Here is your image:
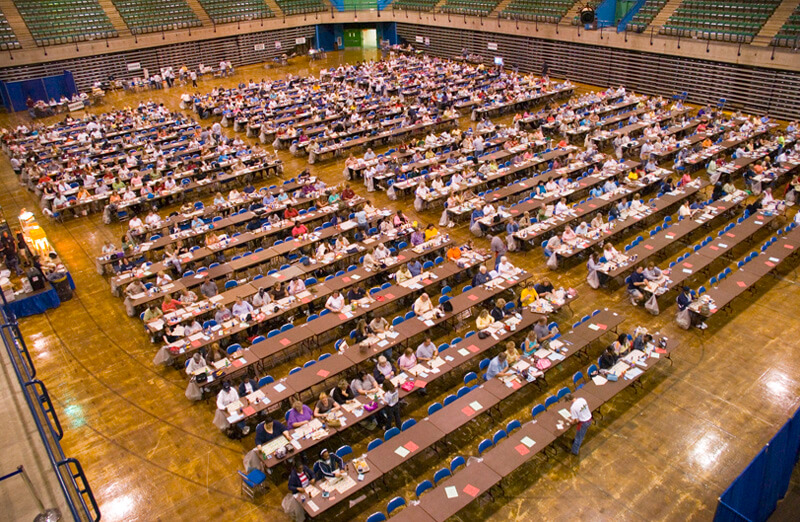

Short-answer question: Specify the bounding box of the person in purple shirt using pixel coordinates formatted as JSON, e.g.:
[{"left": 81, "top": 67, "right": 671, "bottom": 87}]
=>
[
  {"left": 286, "top": 400, "right": 314, "bottom": 428},
  {"left": 410, "top": 228, "right": 425, "bottom": 246}
]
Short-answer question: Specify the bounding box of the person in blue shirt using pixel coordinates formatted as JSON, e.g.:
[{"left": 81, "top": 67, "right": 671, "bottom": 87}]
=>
[
  {"left": 355, "top": 209, "right": 368, "bottom": 231},
  {"left": 676, "top": 287, "right": 707, "bottom": 330},
  {"left": 470, "top": 206, "right": 484, "bottom": 227},
  {"left": 262, "top": 193, "right": 275, "bottom": 207},
  {"left": 589, "top": 185, "right": 604, "bottom": 198},
  {"left": 486, "top": 352, "right": 513, "bottom": 380},
  {"left": 472, "top": 265, "right": 491, "bottom": 286},
  {"left": 408, "top": 259, "right": 423, "bottom": 277},
  {"left": 627, "top": 266, "right": 646, "bottom": 305},
  {"left": 506, "top": 219, "right": 519, "bottom": 237}
]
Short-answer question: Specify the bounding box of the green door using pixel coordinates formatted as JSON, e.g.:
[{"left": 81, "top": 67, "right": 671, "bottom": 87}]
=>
[{"left": 343, "top": 29, "right": 363, "bottom": 47}]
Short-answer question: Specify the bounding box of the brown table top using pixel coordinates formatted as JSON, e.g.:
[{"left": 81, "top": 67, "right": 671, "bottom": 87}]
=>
[
  {"left": 427, "top": 386, "right": 499, "bottom": 435},
  {"left": 481, "top": 421, "right": 559, "bottom": 477},
  {"left": 369, "top": 418, "right": 444, "bottom": 473},
  {"left": 416, "top": 461, "right": 502, "bottom": 522}
]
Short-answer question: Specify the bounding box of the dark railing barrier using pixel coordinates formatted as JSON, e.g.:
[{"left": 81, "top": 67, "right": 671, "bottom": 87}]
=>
[
  {"left": 0, "top": 295, "right": 101, "bottom": 521},
  {"left": 714, "top": 407, "right": 800, "bottom": 522}
]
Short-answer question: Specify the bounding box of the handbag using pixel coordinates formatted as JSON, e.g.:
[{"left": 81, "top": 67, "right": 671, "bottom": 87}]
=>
[
  {"left": 401, "top": 381, "right": 415, "bottom": 392},
  {"left": 478, "top": 330, "right": 490, "bottom": 339},
  {"left": 195, "top": 372, "right": 208, "bottom": 384},
  {"left": 535, "top": 358, "right": 551, "bottom": 370},
  {"left": 364, "top": 401, "right": 379, "bottom": 412},
  {"left": 607, "top": 373, "right": 619, "bottom": 382}
]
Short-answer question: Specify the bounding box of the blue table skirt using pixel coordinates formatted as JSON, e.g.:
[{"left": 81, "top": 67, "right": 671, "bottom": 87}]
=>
[
  {"left": 3, "top": 285, "right": 61, "bottom": 318},
  {"left": 2, "top": 272, "right": 76, "bottom": 318}
]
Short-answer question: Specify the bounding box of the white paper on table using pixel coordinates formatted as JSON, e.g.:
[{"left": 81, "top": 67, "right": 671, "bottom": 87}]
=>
[
  {"left": 587, "top": 323, "right": 600, "bottom": 331},
  {"left": 558, "top": 408, "right": 572, "bottom": 420},
  {"left": 534, "top": 349, "right": 551, "bottom": 359},
  {"left": 307, "top": 501, "right": 319, "bottom": 512},
  {"left": 625, "top": 367, "right": 644, "bottom": 380},
  {"left": 424, "top": 320, "right": 435, "bottom": 327},
  {"left": 457, "top": 348, "right": 470, "bottom": 357},
  {"left": 394, "top": 446, "right": 410, "bottom": 458},
  {"left": 445, "top": 486, "right": 458, "bottom": 499},
  {"left": 592, "top": 375, "right": 608, "bottom": 385},
  {"left": 274, "top": 383, "right": 287, "bottom": 393},
  {"left": 520, "top": 436, "right": 536, "bottom": 448},
  {"left": 469, "top": 401, "right": 483, "bottom": 411},
  {"left": 209, "top": 294, "right": 224, "bottom": 303}
]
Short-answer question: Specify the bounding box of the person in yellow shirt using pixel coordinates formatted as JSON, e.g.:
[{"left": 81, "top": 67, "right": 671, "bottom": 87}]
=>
[
  {"left": 520, "top": 282, "right": 539, "bottom": 307},
  {"left": 424, "top": 224, "right": 439, "bottom": 242},
  {"left": 476, "top": 309, "right": 493, "bottom": 330}
]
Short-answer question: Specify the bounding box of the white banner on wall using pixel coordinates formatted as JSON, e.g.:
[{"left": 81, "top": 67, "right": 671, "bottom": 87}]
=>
[
  {"left": 295, "top": 37, "right": 306, "bottom": 45},
  {"left": 126, "top": 62, "right": 141, "bottom": 71},
  {"left": 487, "top": 42, "right": 498, "bottom": 51},
  {"left": 254, "top": 43, "right": 265, "bottom": 51},
  {"left": 415, "top": 36, "right": 424, "bottom": 43}
]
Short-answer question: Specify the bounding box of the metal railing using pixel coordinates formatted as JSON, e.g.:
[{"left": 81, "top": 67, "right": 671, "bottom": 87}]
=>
[{"left": 0, "top": 296, "right": 100, "bottom": 522}]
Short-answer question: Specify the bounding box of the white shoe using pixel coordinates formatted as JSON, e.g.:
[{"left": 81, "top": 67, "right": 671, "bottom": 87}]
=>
[
  {"left": 698, "top": 323, "right": 707, "bottom": 330},
  {"left": 242, "top": 426, "right": 250, "bottom": 435}
]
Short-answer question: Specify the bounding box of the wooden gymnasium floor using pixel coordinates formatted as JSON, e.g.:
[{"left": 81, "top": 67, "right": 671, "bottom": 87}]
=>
[{"left": 1, "top": 49, "right": 799, "bottom": 522}]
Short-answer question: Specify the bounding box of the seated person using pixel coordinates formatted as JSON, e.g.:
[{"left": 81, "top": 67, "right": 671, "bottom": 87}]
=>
[
  {"left": 486, "top": 352, "right": 513, "bottom": 380},
  {"left": 313, "top": 448, "right": 345, "bottom": 480},
  {"left": 397, "top": 347, "right": 418, "bottom": 371},
  {"left": 254, "top": 416, "right": 287, "bottom": 446},
  {"left": 313, "top": 392, "right": 340, "bottom": 418},
  {"left": 476, "top": 309, "right": 493, "bottom": 330},
  {"left": 286, "top": 400, "right": 314, "bottom": 428}
]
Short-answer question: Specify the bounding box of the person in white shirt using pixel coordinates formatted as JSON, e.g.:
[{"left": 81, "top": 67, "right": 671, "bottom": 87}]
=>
[
  {"left": 186, "top": 352, "right": 206, "bottom": 375},
  {"left": 145, "top": 210, "right": 161, "bottom": 227},
  {"left": 288, "top": 278, "right": 306, "bottom": 296},
  {"left": 231, "top": 298, "right": 253, "bottom": 318},
  {"left": 413, "top": 293, "right": 434, "bottom": 316},
  {"left": 325, "top": 291, "right": 345, "bottom": 312},
  {"left": 496, "top": 256, "right": 517, "bottom": 277},
  {"left": 374, "top": 243, "right": 391, "bottom": 262},
  {"left": 566, "top": 393, "right": 592, "bottom": 455},
  {"left": 554, "top": 198, "right": 569, "bottom": 215},
  {"left": 216, "top": 381, "right": 249, "bottom": 434},
  {"left": 129, "top": 215, "right": 144, "bottom": 231},
  {"left": 156, "top": 271, "right": 172, "bottom": 286}
]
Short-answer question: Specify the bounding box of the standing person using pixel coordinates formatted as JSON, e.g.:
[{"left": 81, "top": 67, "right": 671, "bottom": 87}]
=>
[
  {"left": 490, "top": 234, "right": 507, "bottom": 269},
  {"left": 381, "top": 379, "right": 402, "bottom": 430},
  {"left": 566, "top": 393, "right": 592, "bottom": 455}
]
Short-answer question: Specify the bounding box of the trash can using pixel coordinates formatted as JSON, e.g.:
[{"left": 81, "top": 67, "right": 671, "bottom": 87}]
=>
[{"left": 51, "top": 275, "right": 73, "bottom": 302}]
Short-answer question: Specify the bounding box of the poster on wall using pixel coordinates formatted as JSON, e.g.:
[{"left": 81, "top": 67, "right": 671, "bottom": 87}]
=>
[
  {"left": 487, "top": 42, "right": 498, "bottom": 51},
  {"left": 254, "top": 43, "right": 265, "bottom": 51},
  {"left": 424, "top": 37, "right": 430, "bottom": 46},
  {"left": 415, "top": 36, "right": 424, "bottom": 43},
  {"left": 275, "top": 41, "right": 282, "bottom": 49},
  {"left": 296, "top": 37, "right": 306, "bottom": 45}
]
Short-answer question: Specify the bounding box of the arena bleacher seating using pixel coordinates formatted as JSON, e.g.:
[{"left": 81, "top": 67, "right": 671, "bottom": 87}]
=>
[
  {"left": 773, "top": 3, "right": 800, "bottom": 47},
  {"left": 501, "top": 0, "right": 578, "bottom": 23},
  {"left": 392, "top": 0, "right": 439, "bottom": 11},
  {"left": 111, "top": 0, "right": 202, "bottom": 34},
  {"left": 441, "top": 0, "right": 501, "bottom": 17},
  {"left": 275, "top": 0, "right": 327, "bottom": 16},
  {"left": 13, "top": 0, "right": 118, "bottom": 46},
  {"left": 661, "top": 0, "right": 781, "bottom": 42},
  {"left": 0, "top": 8, "right": 20, "bottom": 50},
  {"left": 625, "top": 0, "right": 667, "bottom": 32},
  {"left": 197, "top": 0, "right": 275, "bottom": 24}
]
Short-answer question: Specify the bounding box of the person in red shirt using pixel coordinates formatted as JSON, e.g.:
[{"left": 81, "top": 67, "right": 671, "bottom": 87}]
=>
[
  {"left": 284, "top": 205, "right": 299, "bottom": 220},
  {"left": 161, "top": 294, "right": 182, "bottom": 313},
  {"left": 291, "top": 221, "right": 308, "bottom": 237},
  {"left": 341, "top": 184, "right": 356, "bottom": 201}
]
